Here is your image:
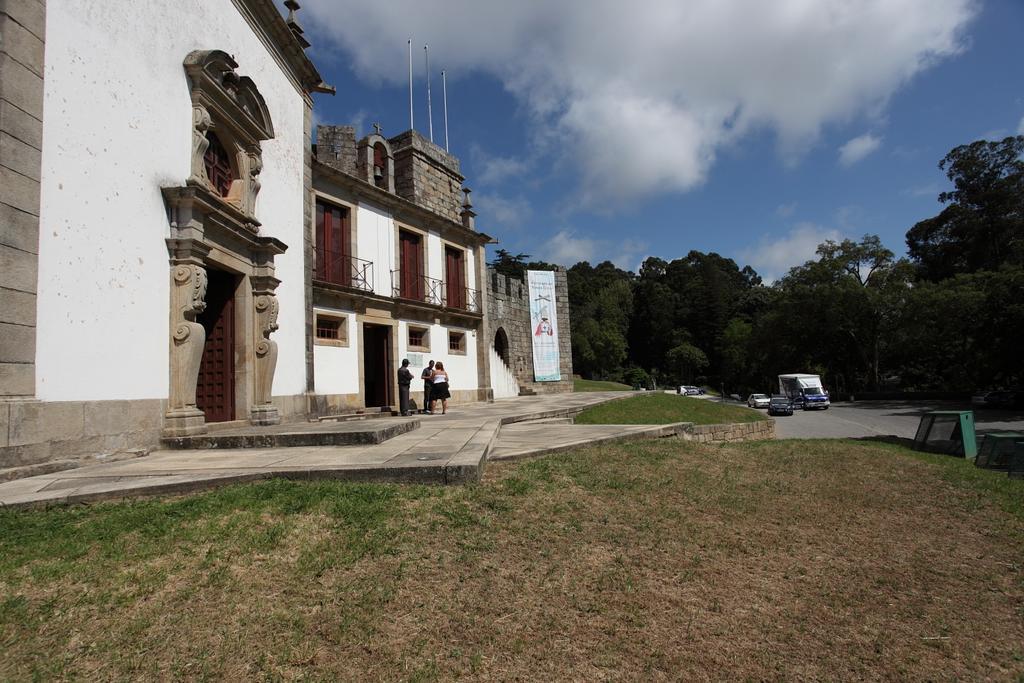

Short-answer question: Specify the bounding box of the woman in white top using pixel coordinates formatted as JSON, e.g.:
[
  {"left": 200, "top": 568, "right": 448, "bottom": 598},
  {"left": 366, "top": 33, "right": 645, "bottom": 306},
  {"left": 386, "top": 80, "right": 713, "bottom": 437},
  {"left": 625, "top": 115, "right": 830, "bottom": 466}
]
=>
[{"left": 429, "top": 361, "right": 451, "bottom": 415}]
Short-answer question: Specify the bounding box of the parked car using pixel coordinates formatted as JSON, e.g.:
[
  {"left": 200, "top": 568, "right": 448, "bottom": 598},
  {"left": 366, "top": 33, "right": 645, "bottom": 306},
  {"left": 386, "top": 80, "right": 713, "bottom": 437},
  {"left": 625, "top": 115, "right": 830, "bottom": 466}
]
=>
[
  {"left": 972, "top": 390, "right": 1021, "bottom": 408},
  {"left": 768, "top": 396, "right": 794, "bottom": 416},
  {"left": 747, "top": 393, "right": 770, "bottom": 409},
  {"left": 677, "top": 385, "right": 701, "bottom": 396}
]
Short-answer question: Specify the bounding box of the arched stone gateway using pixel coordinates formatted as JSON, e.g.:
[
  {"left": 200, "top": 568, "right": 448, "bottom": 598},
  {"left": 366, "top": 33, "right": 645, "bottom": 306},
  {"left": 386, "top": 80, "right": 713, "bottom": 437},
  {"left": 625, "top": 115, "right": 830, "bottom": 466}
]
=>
[{"left": 494, "top": 327, "right": 510, "bottom": 367}]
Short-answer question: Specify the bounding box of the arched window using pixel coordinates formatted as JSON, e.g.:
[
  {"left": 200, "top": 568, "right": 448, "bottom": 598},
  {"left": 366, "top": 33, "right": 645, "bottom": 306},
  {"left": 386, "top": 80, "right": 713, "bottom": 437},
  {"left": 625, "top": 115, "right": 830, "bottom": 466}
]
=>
[
  {"left": 203, "top": 132, "right": 235, "bottom": 197},
  {"left": 373, "top": 142, "right": 388, "bottom": 190}
]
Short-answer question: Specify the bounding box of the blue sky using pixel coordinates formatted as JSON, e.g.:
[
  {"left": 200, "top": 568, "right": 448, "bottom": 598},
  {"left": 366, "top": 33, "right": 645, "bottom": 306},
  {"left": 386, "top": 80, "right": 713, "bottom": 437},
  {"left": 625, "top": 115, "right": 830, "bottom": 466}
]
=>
[{"left": 296, "top": 0, "right": 1023, "bottom": 280}]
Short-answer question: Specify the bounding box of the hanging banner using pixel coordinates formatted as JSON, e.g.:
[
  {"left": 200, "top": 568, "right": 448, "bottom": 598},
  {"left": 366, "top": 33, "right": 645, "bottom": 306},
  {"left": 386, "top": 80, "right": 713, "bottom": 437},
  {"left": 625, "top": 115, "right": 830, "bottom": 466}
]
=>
[{"left": 527, "top": 270, "right": 561, "bottom": 381}]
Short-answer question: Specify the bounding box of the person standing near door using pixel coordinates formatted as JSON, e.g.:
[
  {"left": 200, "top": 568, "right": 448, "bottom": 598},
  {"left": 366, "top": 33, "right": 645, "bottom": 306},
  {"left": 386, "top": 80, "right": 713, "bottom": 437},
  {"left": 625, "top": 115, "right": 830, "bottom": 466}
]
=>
[
  {"left": 398, "top": 359, "right": 413, "bottom": 416},
  {"left": 420, "top": 360, "right": 435, "bottom": 414}
]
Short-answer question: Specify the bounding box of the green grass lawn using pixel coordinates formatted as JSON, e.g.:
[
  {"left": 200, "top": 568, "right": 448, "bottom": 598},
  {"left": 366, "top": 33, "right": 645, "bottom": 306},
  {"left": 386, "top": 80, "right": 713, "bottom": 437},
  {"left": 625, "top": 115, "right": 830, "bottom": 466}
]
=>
[
  {"left": 1, "top": 439, "right": 1022, "bottom": 680},
  {"left": 573, "top": 378, "right": 634, "bottom": 392},
  {"left": 575, "top": 392, "right": 764, "bottom": 425}
]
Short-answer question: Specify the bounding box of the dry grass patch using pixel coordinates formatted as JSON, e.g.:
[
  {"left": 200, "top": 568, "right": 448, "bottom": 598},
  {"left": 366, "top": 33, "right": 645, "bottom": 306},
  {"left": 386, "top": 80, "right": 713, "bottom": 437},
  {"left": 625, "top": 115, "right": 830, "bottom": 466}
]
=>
[{"left": 1, "top": 439, "right": 1022, "bottom": 680}]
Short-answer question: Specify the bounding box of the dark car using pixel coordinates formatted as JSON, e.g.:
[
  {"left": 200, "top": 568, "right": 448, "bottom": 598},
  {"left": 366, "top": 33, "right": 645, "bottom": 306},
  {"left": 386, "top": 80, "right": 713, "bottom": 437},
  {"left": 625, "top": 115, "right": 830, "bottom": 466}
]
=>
[{"left": 768, "top": 396, "right": 794, "bottom": 416}]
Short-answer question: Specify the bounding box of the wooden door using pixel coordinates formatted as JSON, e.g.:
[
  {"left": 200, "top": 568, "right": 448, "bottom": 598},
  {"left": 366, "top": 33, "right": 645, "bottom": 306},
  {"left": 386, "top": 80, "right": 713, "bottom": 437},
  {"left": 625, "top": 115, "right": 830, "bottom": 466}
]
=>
[
  {"left": 197, "top": 270, "right": 236, "bottom": 422},
  {"left": 316, "top": 201, "right": 350, "bottom": 286},
  {"left": 399, "top": 231, "right": 423, "bottom": 300},
  {"left": 445, "top": 247, "right": 465, "bottom": 309}
]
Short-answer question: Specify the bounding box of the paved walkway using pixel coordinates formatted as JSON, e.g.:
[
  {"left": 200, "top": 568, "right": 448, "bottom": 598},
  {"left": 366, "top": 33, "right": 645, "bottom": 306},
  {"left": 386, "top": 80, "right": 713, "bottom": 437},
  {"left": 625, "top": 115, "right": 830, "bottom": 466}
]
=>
[{"left": 0, "top": 392, "right": 642, "bottom": 509}]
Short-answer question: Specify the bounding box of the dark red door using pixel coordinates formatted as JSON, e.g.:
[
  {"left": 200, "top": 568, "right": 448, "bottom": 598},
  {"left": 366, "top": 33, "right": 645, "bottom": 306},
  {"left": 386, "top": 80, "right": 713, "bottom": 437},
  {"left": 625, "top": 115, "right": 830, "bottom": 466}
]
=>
[
  {"left": 197, "top": 270, "right": 236, "bottom": 423},
  {"left": 445, "top": 247, "right": 465, "bottom": 309},
  {"left": 315, "top": 200, "right": 350, "bottom": 286},
  {"left": 399, "top": 231, "right": 423, "bottom": 300}
]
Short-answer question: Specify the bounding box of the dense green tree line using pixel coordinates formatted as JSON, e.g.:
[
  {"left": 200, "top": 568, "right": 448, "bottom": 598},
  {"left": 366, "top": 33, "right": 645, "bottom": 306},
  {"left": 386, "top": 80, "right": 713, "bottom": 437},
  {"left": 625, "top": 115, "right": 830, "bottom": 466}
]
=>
[{"left": 554, "top": 136, "right": 1024, "bottom": 395}]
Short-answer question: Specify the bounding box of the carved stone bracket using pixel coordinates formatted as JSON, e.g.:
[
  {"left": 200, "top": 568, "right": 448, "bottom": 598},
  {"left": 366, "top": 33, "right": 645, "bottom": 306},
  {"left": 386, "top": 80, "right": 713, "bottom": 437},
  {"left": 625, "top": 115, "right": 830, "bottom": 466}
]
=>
[
  {"left": 250, "top": 275, "right": 281, "bottom": 425},
  {"left": 164, "top": 254, "right": 210, "bottom": 437}
]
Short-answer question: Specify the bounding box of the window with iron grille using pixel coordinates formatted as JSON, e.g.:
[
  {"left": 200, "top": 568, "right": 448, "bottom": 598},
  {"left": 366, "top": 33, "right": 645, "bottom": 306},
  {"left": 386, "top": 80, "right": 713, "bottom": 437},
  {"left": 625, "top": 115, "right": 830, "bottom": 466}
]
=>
[
  {"left": 315, "top": 314, "right": 348, "bottom": 346},
  {"left": 448, "top": 330, "right": 466, "bottom": 354},
  {"left": 408, "top": 325, "right": 429, "bottom": 351}
]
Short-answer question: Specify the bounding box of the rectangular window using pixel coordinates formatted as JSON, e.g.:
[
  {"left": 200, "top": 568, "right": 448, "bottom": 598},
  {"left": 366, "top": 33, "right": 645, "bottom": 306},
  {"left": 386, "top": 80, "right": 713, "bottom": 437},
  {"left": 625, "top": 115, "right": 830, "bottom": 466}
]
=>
[
  {"left": 448, "top": 330, "right": 466, "bottom": 354},
  {"left": 399, "top": 230, "right": 424, "bottom": 300},
  {"left": 314, "top": 313, "right": 348, "bottom": 346},
  {"left": 315, "top": 200, "right": 351, "bottom": 286},
  {"left": 408, "top": 325, "right": 430, "bottom": 351},
  {"left": 445, "top": 246, "right": 466, "bottom": 309}
]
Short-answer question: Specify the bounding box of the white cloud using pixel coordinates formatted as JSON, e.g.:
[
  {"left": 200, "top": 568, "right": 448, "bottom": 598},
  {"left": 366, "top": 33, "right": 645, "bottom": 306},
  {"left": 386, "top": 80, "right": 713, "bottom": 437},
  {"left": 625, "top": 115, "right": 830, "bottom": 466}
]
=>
[
  {"left": 738, "top": 223, "right": 842, "bottom": 283},
  {"left": 303, "top": 0, "right": 974, "bottom": 205},
  {"left": 838, "top": 133, "right": 883, "bottom": 166},
  {"left": 1017, "top": 116, "right": 1024, "bottom": 135},
  {"left": 474, "top": 154, "right": 529, "bottom": 186},
  {"left": 473, "top": 192, "right": 531, "bottom": 229},
  {"left": 538, "top": 230, "right": 648, "bottom": 269},
  {"left": 543, "top": 230, "right": 600, "bottom": 266}
]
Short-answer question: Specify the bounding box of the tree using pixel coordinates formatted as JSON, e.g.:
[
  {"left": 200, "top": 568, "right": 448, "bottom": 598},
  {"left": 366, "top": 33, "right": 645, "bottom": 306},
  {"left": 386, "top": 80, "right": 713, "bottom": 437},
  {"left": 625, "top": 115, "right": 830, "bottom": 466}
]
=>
[
  {"left": 666, "top": 342, "right": 709, "bottom": 384},
  {"left": 489, "top": 249, "right": 531, "bottom": 279},
  {"left": 906, "top": 136, "right": 1024, "bottom": 280},
  {"left": 776, "top": 235, "right": 912, "bottom": 391},
  {"left": 566, "top": 261, "right": 633, "bottom": 379}
]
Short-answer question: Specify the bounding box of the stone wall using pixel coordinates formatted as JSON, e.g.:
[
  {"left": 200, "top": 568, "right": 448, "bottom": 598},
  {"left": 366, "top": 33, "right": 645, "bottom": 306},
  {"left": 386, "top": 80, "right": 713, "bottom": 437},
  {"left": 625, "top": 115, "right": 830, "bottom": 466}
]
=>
[
  {"left": 681, "top": 419, "right": 775, "bottom": 443},
  {"left": 314, "top": 124, "right": 357, "bottom": 174},
  {"left": 389, "top": 130, "right": 463, "bottom": 222},
  {"left": 0, "top": 0, "right": 45, "bottom": 397},
  {"left": 487, "top": 267, "right": 573, "bottom": 395}
]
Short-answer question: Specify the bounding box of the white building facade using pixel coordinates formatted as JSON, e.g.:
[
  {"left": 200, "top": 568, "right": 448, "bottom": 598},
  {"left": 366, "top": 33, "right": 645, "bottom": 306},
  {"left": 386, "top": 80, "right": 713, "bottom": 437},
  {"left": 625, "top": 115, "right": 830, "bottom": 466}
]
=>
[
  {"left": 0, "top": 0, "right": 527, "bottom": 475},
  {"left": 308, "top": 126, "right": 492, "bottom": 415}
]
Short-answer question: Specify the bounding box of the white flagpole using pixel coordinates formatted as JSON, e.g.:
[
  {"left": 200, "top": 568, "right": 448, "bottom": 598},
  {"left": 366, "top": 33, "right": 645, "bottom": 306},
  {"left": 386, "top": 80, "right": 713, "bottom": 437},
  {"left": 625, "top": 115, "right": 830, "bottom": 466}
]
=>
[
  {"left": 425, "top": 45, "right": 434, "bottom": 143},
  {"left": 408, "top": 39, "right": 414, "bottom": 131},
  {"left": 442, "top": 70, "right": 449, "bottom": 152}
]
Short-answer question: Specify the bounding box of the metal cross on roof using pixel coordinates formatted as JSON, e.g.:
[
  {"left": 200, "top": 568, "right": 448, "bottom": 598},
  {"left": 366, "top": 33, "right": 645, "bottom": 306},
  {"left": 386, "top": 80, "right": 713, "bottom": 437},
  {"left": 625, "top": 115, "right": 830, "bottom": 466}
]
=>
[{"left": 372, "top": 122, "right": 382, "bottom": 136}]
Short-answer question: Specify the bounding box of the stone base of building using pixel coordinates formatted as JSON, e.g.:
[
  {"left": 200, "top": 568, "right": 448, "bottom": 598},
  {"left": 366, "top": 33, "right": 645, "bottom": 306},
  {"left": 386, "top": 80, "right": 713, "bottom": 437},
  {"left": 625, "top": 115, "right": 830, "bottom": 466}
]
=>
[
  {"left": 1, "top": 398, "right": 166, "bottom": 471},
  {"left": 520, "top": 379, "right": 574, "bottom": 395},
  {"left": 0, "top": 393, "right": 313, "bottom": 478},
  {"left": 249, "top": 405, "right": 282, "bottom": 426}
]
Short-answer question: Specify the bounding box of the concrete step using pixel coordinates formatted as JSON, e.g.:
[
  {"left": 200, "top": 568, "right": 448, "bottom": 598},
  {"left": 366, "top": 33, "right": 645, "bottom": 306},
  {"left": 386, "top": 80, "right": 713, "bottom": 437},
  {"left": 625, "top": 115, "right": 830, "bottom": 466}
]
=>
[
  {"left": 0, "top": 459, "right": 81, "bottom": 483},
  {"left": 312, "top": 407, "right": 397, "bottom": 423},
  {"left": 161, "top": 418, "right": 419, "bottom": 450}
]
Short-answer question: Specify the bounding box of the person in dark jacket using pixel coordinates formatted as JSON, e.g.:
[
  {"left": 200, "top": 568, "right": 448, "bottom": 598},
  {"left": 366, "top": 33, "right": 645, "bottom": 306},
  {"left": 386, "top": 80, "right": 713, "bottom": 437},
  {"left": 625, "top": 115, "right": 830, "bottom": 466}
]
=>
[
  {"left": 398, "top": 359, "right": 414, "bottom": 416},
  {"left": 420, "top": 360, "right": 435, "bottom": 414}
]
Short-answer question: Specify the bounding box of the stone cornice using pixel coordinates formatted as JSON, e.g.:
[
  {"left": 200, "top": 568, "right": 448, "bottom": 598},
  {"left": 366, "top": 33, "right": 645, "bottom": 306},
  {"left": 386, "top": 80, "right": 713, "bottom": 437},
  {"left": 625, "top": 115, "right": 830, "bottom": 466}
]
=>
[
  {"left": 313, "top": 280, "right": 484, "bottom": 326},
  {"left": 312, "top": 159, "right": 493, "bottom": 246},
  {"left": 231, "top": 0, "right": 332, "bottom": 98},
  {"left": 162, "top": 184, "right": 289, "bottom": 256}
]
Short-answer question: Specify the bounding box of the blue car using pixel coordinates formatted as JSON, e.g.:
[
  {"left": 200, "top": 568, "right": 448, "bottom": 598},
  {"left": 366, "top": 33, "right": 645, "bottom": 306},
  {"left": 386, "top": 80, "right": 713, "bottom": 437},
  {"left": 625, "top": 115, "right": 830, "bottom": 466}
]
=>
[{"left": 768, "top": 396, "right": 794, "bottom": 416}]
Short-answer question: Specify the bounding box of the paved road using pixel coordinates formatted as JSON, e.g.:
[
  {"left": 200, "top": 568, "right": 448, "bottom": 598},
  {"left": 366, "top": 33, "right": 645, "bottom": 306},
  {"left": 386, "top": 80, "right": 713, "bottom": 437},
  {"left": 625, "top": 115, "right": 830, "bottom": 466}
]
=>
[{"left": 764, "top": 401, "right": 1024, "bottom": 440}]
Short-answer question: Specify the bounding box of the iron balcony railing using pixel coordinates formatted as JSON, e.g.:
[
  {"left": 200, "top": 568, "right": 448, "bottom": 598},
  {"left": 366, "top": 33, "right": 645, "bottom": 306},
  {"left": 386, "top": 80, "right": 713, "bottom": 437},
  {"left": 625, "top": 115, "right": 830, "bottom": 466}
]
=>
[
  {"left": 314, "top": 250, "right": 373, "bottom": 292},
  {"left": 390, "top": 271, "right": 483, "bottom": 313},
  {"left": 448, "top": 287, "right": 482, "bottom": 314},
  {"left": 391, "top": 270, "right": 445, "bottom": 307}
]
